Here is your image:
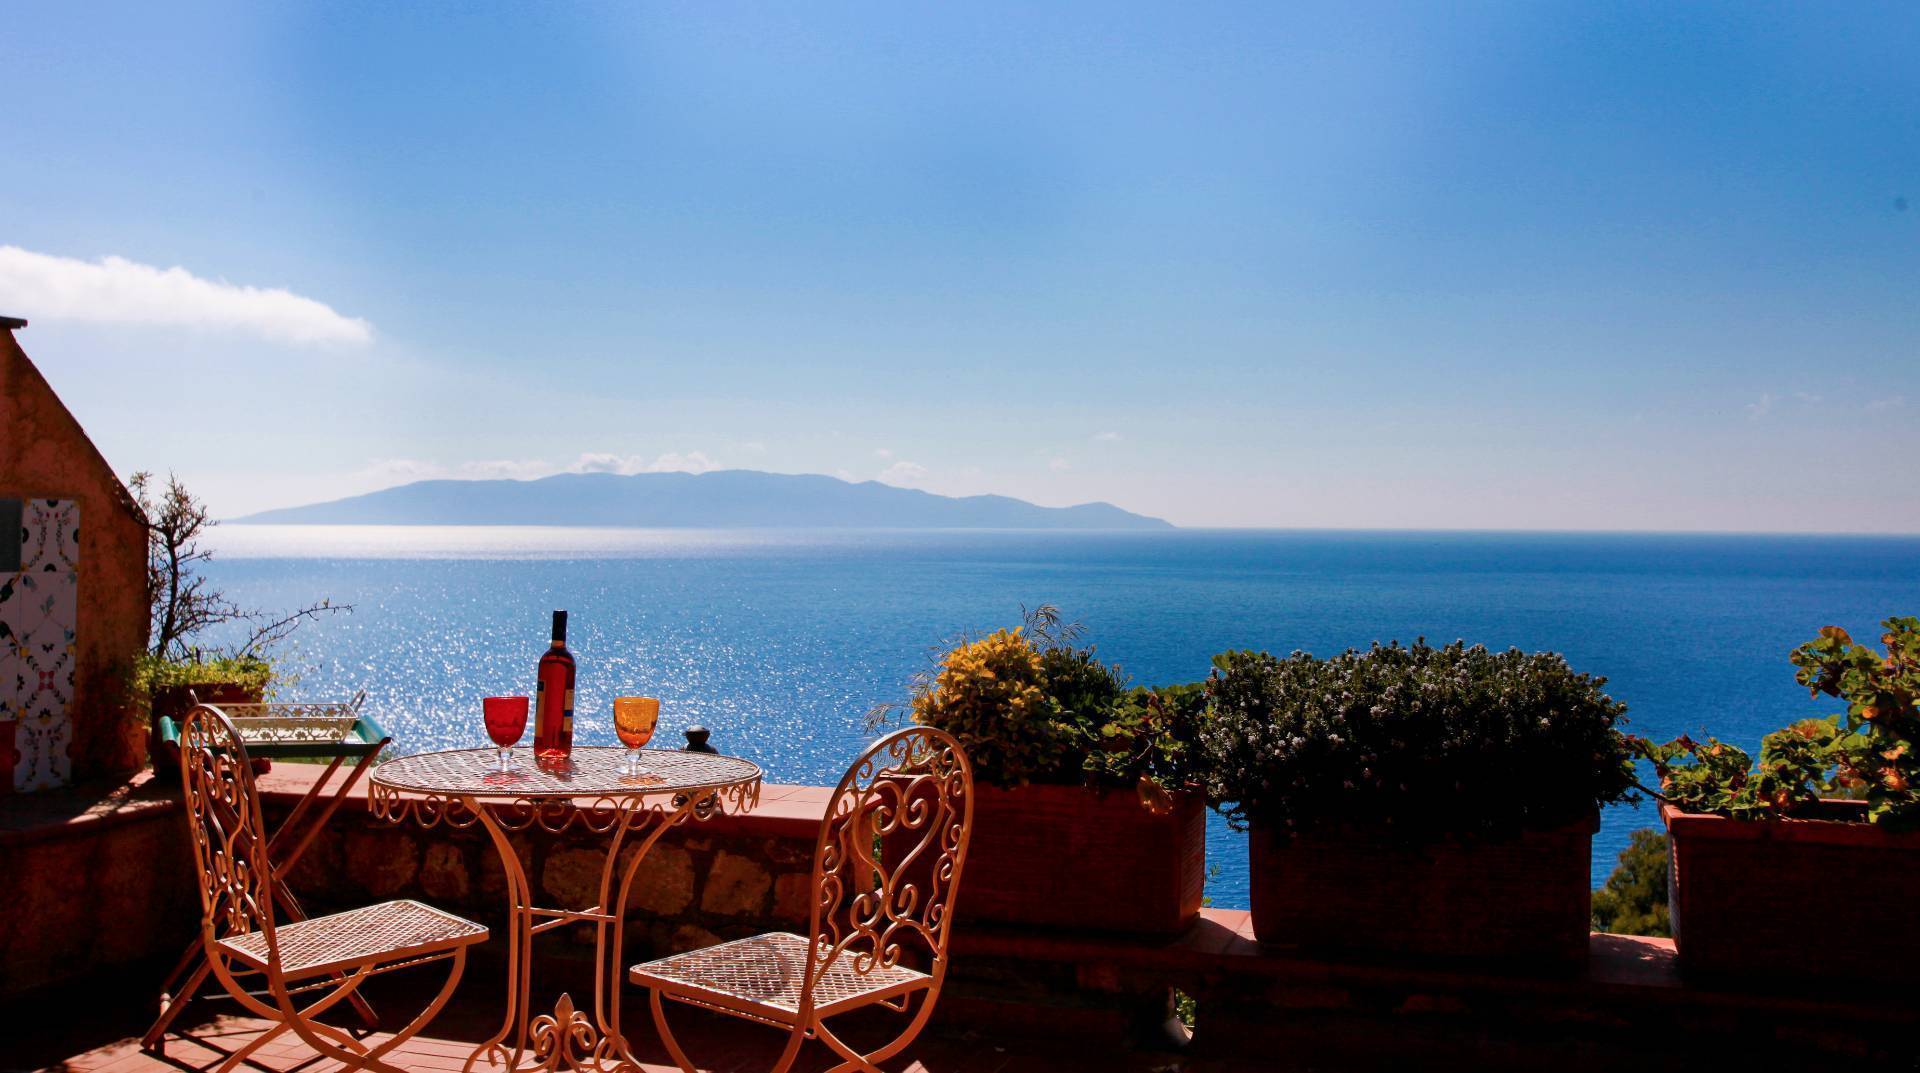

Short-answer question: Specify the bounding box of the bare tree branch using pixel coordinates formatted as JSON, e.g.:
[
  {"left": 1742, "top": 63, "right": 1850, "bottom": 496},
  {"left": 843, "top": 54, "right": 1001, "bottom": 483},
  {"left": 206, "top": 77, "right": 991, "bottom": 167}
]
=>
[{"left": 131, "top": 471, "right": 351, "bottom": 664}]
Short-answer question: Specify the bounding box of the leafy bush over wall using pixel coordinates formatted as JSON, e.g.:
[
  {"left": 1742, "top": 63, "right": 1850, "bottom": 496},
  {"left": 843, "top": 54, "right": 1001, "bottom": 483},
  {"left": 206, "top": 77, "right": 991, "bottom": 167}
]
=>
[
  {"left": 1630, "top": 617, "right": 1920, "bottom": 826},
  {"left": 1199, "top": 639, "right": 1634, "bottom": 842}
]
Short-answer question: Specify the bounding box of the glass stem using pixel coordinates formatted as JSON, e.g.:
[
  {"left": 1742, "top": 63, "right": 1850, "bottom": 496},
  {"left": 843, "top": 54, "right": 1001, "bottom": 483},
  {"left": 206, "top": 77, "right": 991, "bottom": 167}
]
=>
[{"left": 498, "top": 746, "right": 511, "bottom": 772}]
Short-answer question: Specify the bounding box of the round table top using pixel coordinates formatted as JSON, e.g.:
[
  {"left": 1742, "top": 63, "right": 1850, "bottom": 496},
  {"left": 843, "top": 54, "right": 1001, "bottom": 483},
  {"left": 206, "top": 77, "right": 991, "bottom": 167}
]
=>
[{"left": 370, "top": 746, "right": 762, "bottom": 800}]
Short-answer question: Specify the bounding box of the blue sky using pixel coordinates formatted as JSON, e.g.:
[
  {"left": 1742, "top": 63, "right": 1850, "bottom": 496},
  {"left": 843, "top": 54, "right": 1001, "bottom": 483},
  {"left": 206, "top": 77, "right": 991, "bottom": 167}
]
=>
[{"left": 3, "top": 2, "right": 1916, "bottom": 529}]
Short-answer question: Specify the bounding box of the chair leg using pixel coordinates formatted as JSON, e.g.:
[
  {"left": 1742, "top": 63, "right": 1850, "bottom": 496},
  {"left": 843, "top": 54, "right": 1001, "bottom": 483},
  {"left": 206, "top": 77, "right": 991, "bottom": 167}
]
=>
[
  {"left": 647, "top": 989, "right": 809, "bottom": 1073},
  {"left": 816, "top": 1019, "right": 888, "bottom": 1073},
  {"left": 360, "top": 948, "right": 468, "bottom": 1064},
  {"left": 650, "top": 988, "right": 701, "bottom": 1073},
  {"left": 277, "top": 970, "right": 412, "bottom": 1073},
  {"left": 815, "top": 993, "right": 938, "bottom": 1073},
  {"left": 212, "top": 1019, "right": 292, "bottom": 1073}
]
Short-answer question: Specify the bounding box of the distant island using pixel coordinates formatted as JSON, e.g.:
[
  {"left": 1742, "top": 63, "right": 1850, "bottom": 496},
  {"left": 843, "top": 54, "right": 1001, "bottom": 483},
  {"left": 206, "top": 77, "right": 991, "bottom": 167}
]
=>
[{"left": 232, "top": 470, "right": 1175, "bottom": 530}]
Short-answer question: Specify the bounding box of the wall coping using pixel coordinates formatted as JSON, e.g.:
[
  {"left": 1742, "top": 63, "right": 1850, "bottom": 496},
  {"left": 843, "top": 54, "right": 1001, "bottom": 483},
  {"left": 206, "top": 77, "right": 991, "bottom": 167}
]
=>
[
  {"left": 0, "top": 762, "right": 837, "bottom": 847},
  {"left": 0, "top": 770, "right": 182, "bottom": 847}
]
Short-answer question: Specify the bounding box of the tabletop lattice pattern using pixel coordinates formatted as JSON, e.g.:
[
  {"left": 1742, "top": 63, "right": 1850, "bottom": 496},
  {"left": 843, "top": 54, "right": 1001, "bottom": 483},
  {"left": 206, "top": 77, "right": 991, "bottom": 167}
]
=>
[
  {"left": 370, "top": 746, "right": 762, "bottom": 799},
  {"left": 217, "top": 899, "right": 487, "bottom": 980},
  {"left": 631, "top": 932, "right": 929, "bottom": 1015}
]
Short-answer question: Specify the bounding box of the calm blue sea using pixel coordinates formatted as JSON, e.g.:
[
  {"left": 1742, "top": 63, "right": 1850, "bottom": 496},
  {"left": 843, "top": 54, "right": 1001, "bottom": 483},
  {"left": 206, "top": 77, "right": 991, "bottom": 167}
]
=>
[{"left": 202, "top": 526, "right": 1920, "bottom": 909}]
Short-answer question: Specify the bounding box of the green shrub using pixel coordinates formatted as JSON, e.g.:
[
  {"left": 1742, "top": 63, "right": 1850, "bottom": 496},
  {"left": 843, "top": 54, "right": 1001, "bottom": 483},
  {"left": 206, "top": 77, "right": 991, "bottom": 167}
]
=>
[
  {"left": 1199, "top": 639, "right": 1635, "bottom": 842},
  {"left": 1591, "top": 829, "right": 1670, "bottom": 937},
  {"left": 134, "top": 653, "right": 274, "bottom": 695},
  {"left": 1629, "top": 616, "right": 1920, "bottom": 826},
  {"left": 882, "top": 606, "right": 1204, "bottom": 797}
]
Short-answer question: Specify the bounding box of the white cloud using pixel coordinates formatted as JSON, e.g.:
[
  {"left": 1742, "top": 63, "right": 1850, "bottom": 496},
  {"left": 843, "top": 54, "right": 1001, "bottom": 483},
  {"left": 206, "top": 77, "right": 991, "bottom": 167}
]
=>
[
  {"left": 1866, "top": 396, "right": 1907, "bottom": 413},
  {"left": 572, "top": 453, "right": 629, "bottom": 474},
  {"left": 878, "top": 461, "right": 928, "bottom": 486},
  {"left": 645, "top": 451, "right": 723, "bottom": 474},
  {"left": 355, "top": 451, "right": 722, "bottom": 488},
  {"left": 1746, "top": 393, "right": 1776, "bottom": 420},
  {"left": 0, "top": 245, "right": 372, "bottom": 345},
  {"left": 1092, "top": 431, "right": 1123, "bottom": 442},
  {"left": 1049, "top": 457, "right": 1072, "bottom": 472},
  {"left": 566, "top": 451, "right": 724, "bottom": 475},
  {"left": 463, "top": 459, "right": 557, "bottom": 480},
  {"left": 874, "top": 448, "right": 893, "bottom": 459},
  {"left": 354, "top": 457, "right": 552, "bottom": 485}
]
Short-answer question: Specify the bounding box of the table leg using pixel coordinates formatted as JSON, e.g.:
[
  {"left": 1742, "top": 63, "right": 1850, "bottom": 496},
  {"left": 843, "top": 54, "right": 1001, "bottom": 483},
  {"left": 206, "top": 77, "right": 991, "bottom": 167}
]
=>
[
  {"left": 598, "top": 794, "right": 704, "bottom": 1071},
  {"left": 470, "top": 799, "right": 538, "bottom": 1073},
  {"left": 462, "top": 794, "right": 703, "bottom": 1073}
]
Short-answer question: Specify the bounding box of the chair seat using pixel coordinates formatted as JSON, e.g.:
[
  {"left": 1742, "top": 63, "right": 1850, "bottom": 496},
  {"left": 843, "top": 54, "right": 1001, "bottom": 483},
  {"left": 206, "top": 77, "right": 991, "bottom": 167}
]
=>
[
  {"left": 218, "top": 899, "right": 487, "bottom": 981},
  {"left": 630, "top": 932, "right": 929, "bottom": 1020}
]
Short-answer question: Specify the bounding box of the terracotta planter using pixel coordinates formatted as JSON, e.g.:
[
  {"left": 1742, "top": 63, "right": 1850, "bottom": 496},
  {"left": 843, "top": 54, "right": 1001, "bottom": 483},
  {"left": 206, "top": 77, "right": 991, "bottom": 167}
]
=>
[
  {"left": 895, "top": 781, "right": 1205, "bottom": 936},
  {"left": 1248, "top": 815, "right": 1596, "bottom": 967},
  {"left": 1663, "top": 800, "right": 1920, "bottom": 983}
]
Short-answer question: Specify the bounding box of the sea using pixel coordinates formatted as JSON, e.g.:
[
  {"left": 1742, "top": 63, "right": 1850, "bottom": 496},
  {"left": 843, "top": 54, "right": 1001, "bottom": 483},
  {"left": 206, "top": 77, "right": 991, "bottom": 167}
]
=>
[{"left": 201, "top": 525, "right": 1920, "bottom": 909}]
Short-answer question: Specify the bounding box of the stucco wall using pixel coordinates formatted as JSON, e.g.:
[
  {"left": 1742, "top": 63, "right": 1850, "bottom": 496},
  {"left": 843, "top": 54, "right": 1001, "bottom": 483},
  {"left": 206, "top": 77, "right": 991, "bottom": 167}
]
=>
[{"left": 0, "top": 326, "right": 150, "bottom": 783}]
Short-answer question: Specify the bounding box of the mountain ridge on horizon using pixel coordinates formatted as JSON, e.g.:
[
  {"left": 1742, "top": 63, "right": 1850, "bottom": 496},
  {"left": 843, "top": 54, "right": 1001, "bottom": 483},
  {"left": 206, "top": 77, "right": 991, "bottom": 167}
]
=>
[{"left": 231, "top": 469, "right": 1175, "bottom": 530}]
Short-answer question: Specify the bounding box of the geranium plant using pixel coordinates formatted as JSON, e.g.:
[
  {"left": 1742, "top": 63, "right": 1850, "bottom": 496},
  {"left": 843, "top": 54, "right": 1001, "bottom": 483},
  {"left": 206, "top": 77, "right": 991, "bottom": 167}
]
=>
[
  {"left": 1199, "top": 639, "right": 1635, "bottom": 841},
  {"left": 1630, "top": 617, "right": 1920, "bottom": 826},
  {"left": 877, "top": 606, "right": 1203, "bottom": 801}
]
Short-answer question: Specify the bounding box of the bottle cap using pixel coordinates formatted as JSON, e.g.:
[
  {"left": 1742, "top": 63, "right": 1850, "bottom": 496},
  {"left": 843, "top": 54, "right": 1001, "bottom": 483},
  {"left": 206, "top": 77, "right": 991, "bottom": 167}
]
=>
[{"left": 551, "top": 609, "right": 568, "bottom": 642}]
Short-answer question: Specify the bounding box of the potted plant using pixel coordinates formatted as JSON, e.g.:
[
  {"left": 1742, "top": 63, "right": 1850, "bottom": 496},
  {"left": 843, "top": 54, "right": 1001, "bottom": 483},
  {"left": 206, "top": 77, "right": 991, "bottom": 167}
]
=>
[
  {"left": 1632, "top": 617, "right": 1920, "bottom": 984},
  {"left": 1201, "top": 640, "right": 1634, "bottom": 966},
  {"left": 879, "top": 607, "right": 1208, "bottom": 936},
  {"left": 130, "top": 472, "right": 346, "bottom": 774}
]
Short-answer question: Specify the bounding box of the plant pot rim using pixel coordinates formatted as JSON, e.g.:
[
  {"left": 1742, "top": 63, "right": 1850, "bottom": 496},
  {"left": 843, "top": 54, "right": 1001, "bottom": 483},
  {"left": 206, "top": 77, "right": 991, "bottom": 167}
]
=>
[
  {"left": 1249, "top": 808, "right": 1600, "bottom": 844},
  {"left": 1660, "top": 800, "right": 1920, "bottom": 846},
  {"left": 975, "top": 779, "right": 1201, "bottom": 807}
]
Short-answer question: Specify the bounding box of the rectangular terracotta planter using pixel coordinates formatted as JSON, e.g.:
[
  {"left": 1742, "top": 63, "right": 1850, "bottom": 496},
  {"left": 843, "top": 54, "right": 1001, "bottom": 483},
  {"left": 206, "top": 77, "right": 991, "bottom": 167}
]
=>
[
  {"left": 1248, "top": 815, "right": 1596, "bottom": 967},
  {"left": 1663, "top": 801, "right": 1920, "bottom": 983},
  {"left": 945, "top": 782, "right": 1206, "bottom": 937}
]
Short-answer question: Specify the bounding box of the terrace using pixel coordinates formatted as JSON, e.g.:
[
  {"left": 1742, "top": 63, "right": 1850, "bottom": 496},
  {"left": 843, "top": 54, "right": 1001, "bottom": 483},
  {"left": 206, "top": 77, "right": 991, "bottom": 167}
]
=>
[
  {"left": 6, "top": 319, "right": 1920, "bottom": 1072},
  {"left": 7, "top": 761, "right": 1916, "bottom": 1073}
]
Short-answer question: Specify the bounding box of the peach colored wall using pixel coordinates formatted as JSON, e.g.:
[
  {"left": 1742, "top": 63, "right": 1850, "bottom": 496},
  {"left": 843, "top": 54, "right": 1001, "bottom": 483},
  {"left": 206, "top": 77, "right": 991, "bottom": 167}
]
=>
[{"left": 0, "top": 327, "right": 150, "bottom": 781}]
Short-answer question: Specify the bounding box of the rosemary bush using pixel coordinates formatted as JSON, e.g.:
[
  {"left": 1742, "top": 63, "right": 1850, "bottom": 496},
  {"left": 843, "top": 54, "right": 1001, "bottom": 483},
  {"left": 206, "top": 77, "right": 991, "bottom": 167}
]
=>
[{"left": 1199, "top": 639, "right": 1634, "bottom": 842}]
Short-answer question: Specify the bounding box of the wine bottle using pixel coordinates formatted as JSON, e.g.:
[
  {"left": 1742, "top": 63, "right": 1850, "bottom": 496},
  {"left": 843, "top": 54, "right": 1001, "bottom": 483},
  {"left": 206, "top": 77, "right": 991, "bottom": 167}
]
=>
[{"left": 532, "top": 609, "right": 576, "bottom": 770}]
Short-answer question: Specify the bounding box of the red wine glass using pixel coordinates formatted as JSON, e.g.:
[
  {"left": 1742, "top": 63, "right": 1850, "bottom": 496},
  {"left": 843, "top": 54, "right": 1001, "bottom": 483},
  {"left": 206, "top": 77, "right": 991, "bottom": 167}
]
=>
[{"left": 483, "top": 696, "right": 530, "bottom": 773}]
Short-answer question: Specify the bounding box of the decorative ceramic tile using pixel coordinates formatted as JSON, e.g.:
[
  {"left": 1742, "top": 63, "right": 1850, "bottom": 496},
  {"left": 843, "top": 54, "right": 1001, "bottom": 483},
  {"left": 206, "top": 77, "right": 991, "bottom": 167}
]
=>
[{"left": 1, "top": 498, "right": 79, "bottom": 792}]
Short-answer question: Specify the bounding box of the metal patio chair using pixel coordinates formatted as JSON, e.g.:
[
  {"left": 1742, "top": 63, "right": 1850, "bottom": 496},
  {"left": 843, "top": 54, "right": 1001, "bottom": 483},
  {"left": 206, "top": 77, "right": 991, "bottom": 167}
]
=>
[
  {"left": 176, "top": 704, "right": 489, "bottom": 1073},
  {"left": 628, "top": 726, "right": 974, "bottom": 1073}
]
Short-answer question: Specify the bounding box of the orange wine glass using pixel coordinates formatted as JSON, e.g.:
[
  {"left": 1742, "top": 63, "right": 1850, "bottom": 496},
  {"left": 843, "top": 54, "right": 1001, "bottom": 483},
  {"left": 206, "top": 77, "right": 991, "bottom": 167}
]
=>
[{"left": 613, "top": 696, "right": 660, "bottom": 776}]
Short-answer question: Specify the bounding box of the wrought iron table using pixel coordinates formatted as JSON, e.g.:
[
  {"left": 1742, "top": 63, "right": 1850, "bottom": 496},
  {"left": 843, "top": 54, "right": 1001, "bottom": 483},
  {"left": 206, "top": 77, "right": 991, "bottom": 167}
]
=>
[{"left": 369, "top": 746, "right": 763, "bottom": 1073}]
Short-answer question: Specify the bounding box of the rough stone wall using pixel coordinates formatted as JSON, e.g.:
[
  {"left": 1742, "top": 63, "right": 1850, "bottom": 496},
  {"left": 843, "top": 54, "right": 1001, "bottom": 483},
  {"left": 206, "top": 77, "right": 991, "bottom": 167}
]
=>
[
  {"left": 0, "top": 326, "right": 150, "bottom": 782},
  {"left": 271, "top": 797, "right": 818, "bottom": 962}
]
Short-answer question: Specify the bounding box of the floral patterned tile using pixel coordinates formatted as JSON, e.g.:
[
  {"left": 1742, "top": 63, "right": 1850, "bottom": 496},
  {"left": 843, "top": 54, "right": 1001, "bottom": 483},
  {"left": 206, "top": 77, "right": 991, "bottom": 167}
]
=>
[{"left": 1, "top": 498, "right": 78, "bottom": 792}]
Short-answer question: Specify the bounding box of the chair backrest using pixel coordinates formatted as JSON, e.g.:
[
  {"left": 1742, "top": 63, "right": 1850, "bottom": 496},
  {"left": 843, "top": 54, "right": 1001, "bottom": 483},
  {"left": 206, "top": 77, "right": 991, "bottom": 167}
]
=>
[
  {"left": 801, "top": 726, "right": 973, "bottom": 1012},
  {"left": 179, "top": 704, "right": 279, "bottom": 959}
]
